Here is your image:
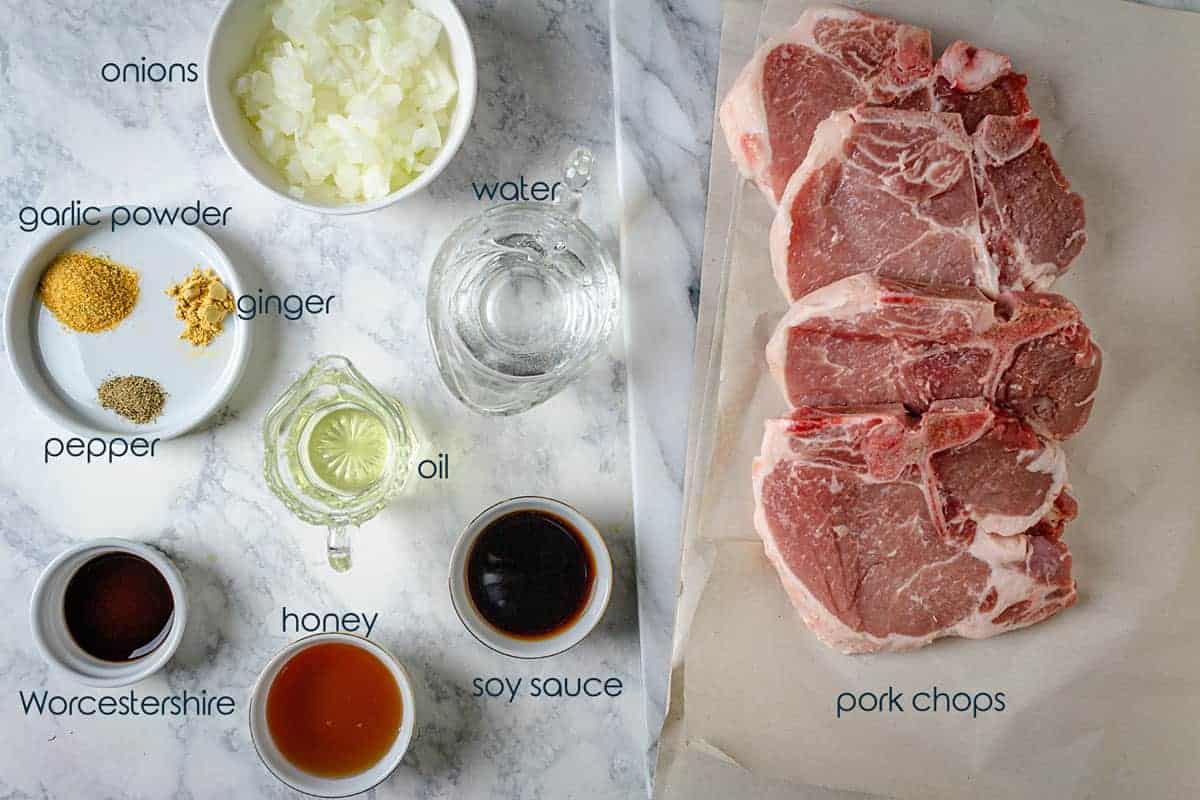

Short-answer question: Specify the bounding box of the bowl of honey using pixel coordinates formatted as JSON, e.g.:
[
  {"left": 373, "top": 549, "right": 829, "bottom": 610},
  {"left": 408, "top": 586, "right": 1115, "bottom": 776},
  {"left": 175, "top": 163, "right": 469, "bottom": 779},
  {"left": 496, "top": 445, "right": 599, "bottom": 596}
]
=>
[{"left": 249, "top": 633, "right": 416, "bottom": 797}]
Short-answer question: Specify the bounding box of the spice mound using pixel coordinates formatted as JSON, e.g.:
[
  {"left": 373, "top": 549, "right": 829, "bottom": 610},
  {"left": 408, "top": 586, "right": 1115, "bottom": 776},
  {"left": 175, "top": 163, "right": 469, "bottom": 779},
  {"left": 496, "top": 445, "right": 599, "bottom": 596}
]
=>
[
  {"left": 98, "top": 375, "right": 167, "bottom": 424},
  {"left": 39, "top": 252, "right": 140, "bottom": 333},
  {"left": 167, "top": 268, "right": 235, "bottom": 347}
]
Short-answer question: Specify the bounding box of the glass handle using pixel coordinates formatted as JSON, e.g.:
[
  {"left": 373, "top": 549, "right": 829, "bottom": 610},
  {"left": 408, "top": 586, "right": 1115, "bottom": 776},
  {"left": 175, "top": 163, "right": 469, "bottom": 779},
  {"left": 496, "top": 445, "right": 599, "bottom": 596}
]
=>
[
  {"left": 555, "top": 146, "right": 593, "bottom": 218},
  {"left": 327, "top": 526, "right": 352, "bottom": 572}
]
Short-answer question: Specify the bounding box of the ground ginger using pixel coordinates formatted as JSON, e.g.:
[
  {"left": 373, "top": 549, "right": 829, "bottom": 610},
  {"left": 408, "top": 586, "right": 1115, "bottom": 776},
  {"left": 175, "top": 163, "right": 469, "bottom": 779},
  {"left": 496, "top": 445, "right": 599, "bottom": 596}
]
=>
[{"left": 166, "top": 268, "right": 236, "bottom": 347}]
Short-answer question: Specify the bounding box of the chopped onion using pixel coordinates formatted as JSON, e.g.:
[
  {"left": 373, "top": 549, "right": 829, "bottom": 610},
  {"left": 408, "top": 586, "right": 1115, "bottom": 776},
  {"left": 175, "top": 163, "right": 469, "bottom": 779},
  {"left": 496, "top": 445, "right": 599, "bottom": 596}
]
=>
[{"left": 234, "top": 0, "right": 458, "bottom": 203}]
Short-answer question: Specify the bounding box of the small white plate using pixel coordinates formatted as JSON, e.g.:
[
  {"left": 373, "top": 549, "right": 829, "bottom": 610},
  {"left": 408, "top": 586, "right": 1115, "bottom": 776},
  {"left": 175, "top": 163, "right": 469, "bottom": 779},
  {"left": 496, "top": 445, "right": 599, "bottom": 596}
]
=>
[{"left": 4, "top": 209, "right": 251, "bottom": 440}]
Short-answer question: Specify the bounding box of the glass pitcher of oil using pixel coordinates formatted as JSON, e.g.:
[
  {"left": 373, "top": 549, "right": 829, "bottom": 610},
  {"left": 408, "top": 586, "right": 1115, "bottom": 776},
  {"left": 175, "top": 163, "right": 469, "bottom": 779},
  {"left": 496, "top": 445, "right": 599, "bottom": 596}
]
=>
[{"left": 263, "top": 355, "right": 417, "bottom": 572}]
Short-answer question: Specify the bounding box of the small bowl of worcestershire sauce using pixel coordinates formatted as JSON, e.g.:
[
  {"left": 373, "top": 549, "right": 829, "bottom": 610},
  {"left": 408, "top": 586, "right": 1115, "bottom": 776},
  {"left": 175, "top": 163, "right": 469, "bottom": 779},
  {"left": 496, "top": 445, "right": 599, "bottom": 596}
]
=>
[
  {"left": 249, "top": 633, "right": 417, "bottom": 797},
  {"left": 449, "top": 496, "right": 614, "bottom": 658},
  {"left": 29, "top": 538, "right": 187, "bottom": 687}
]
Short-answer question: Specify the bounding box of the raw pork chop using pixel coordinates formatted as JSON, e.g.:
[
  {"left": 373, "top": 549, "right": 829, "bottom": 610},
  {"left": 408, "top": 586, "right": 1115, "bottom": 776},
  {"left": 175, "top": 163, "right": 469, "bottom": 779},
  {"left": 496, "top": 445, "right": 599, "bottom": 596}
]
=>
[
  {"left": 719, "top": 5, "right": 933, "bottom": 205},
  {"left": 753, "top": 400, "right": 1077, "bottom": 653},
  {"left": 932, "top": 40, "right": 1030, "bottom": 133},
  {"left": 973, "top": 114, "right": 1088, "bottom": 292},
  {"left": 719, "top": 6, "right": 1039, "bottom": 208},
  {"left": 771, "top": 106, "right": 1086, "bottom": 301},
  {"left": 765, "top": 274, "right": 1102, "bottom": 439},
  {"left": 769, "top": 107, "right": 992, "bottom": 301}
]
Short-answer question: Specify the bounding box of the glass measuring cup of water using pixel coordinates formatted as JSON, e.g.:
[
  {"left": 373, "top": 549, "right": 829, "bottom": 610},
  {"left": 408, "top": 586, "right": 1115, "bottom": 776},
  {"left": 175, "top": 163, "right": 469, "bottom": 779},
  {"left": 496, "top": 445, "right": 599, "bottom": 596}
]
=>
[
  {"left": 427, "top": 148, "right": 619, "bottom": 415},
  {"left": 263, "top": 355, "right": 417, "bottom": 571}
]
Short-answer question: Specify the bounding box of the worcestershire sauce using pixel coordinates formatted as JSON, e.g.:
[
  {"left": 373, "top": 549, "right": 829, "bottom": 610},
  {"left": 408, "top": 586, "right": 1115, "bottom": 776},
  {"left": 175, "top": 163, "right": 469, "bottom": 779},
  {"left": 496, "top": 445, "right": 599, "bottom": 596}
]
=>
[
  {"left": 63, "top": 552, "right": 174, "bottom": 662},
  {"left": 466, "top": 509, "right": 594, "bottom": 639}
]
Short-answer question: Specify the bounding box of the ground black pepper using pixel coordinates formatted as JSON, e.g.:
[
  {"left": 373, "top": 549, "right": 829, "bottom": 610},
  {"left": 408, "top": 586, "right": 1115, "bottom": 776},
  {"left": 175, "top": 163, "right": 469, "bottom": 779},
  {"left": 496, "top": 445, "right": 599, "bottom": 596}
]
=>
[{"left": 97, "top": 375, "right": 166, "bottom": 424}]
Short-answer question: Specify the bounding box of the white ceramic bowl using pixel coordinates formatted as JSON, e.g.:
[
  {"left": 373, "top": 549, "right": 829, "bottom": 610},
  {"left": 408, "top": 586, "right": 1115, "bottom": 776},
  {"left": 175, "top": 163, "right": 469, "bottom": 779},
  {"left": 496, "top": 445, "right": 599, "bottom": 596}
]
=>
[
  {"left": 205, "top": 0, "right": 477, "bottom": 215},
  {"left": 4, "top": 208, "right": 251, "bottom": 440},
  {"left": 449, "top": 496, "right": 614, "bottom": 659},
  {"left": 249, "top": 633, "right": 417, "bottom": 797},
  {"left": 29, "top": 539, "right": 188, "bottom": 688}
]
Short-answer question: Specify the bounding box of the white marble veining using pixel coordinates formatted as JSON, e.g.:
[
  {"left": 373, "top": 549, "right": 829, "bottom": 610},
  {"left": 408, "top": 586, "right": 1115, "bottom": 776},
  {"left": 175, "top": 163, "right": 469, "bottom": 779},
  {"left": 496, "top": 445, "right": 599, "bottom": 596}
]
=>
[
  {"left": 610, "top": 0, "right": 720, "bottom": 778},
  {"left": 0, "top": 1, "right": 663, "bottom": 798}
]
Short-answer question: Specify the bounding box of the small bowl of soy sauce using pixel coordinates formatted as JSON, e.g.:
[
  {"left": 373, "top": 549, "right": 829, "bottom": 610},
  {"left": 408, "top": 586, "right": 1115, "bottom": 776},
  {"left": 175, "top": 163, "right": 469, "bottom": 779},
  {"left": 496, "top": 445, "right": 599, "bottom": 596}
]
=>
[
  {"left": 30, "top": 538, "right": 187, "bottom": 687},
  {"left": 449, "top": 497, "right": 613, "bottom": 659}
]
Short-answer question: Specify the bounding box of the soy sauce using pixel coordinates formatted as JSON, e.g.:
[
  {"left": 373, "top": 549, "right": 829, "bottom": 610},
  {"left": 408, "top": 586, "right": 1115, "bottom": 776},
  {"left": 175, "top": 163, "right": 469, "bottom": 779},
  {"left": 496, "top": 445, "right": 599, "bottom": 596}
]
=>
[
  {"left": 466, "top": 509, "right": 594, "bottom": 639},
  {"left": 63, "top": 552, "right": 174, "bottom": 662}
]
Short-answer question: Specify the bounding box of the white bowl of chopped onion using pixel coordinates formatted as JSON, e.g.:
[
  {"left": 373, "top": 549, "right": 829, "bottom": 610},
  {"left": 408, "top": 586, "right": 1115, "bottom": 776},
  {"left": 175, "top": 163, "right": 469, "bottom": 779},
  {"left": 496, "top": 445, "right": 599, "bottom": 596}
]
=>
[{"left": 205, "top": 0, "right": 476, "bottom": 214}]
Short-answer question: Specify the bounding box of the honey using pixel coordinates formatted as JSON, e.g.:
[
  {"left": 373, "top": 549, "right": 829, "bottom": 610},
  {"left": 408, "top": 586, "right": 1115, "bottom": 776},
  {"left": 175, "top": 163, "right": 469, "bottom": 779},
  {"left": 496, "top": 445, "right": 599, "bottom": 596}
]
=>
[{"left": 265, "top": 642, "right": 403, "bottom": 778}]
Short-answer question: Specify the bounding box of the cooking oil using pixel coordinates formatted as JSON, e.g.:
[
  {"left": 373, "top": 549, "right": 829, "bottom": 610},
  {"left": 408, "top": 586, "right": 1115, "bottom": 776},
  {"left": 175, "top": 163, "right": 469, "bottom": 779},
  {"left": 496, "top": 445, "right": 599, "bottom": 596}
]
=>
[{"left": 304, "top": 406, "right": 390, "bottom": 493}]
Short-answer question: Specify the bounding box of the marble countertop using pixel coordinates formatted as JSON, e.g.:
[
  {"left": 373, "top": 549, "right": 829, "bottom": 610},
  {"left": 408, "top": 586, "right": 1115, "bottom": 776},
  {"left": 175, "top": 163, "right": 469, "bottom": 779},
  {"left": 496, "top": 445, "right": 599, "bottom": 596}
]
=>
[
  {"left": 0, "top": 0, "right": 720, "bottom": 797},
  {"left": 611, "top": 0, "right": 720, "bottom": 777}
]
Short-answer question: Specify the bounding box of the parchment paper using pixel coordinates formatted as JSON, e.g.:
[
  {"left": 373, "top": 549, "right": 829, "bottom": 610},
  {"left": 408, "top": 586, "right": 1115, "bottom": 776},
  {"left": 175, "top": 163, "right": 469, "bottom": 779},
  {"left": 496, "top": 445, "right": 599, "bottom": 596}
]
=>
[{"left": 657, "top": 1, "right": 1200, "bottom": 797}]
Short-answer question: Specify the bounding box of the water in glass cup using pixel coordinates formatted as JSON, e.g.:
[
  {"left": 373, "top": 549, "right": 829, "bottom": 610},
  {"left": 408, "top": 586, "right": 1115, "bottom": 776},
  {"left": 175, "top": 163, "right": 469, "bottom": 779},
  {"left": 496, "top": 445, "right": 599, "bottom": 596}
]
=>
[{"left": 428, "top": 149, "right": 619, "bottom": 415}]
